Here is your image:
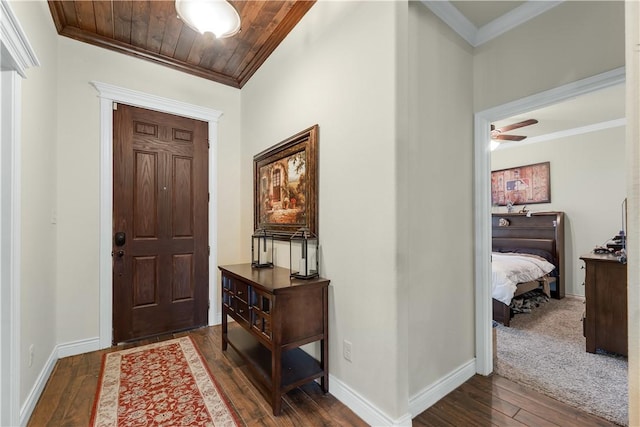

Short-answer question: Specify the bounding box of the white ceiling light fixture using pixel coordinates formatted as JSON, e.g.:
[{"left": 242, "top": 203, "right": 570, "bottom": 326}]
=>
[{"left": 175, "top": 0, "right": 241, "bottom": 39}]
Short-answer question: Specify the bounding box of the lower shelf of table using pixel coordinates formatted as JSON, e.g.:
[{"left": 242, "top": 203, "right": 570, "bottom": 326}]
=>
[{"left": 225, "top": 325, "right": 326, "bottom": 394}]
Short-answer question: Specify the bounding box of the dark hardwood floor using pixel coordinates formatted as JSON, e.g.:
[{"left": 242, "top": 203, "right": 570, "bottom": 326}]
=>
[
  {"left": 28, "top": 325, "right": 617, "bottom": 427},
  {"left": 415, "top": 374, "right": 617, "bottom": 427}
]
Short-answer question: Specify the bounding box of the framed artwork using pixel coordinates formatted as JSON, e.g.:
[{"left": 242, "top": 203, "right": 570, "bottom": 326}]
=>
[
  {"left": 253, "top": 125, "right": 318, "bottom": 240},
  {"left": 491, "top": 161, "right": 551, "bottom": 207}
]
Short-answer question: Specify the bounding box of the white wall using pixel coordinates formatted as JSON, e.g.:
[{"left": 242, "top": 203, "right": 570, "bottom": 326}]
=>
[
  {"left": 492, "top": 126, "right": 626, "bottom": 297},
  {"left": 9, "top": 0, "right": 58, "bottom": 406},
  {"left": 54, "top": 35, "right": 242, "bottom": 343},
  {"left": 11, "top": 0, "right": 243, "bottom": 412},
  {"left": 240, "top": 1, "right": 407, "bottom": 420},
  {"left": 625, "top": 3, "right": 640, "bottom": 425},
  {"left": 474, "top": 1, "right": 625, "bottom": 112},
  {"left": 8, "top": 0, "right": 635, "bottom": 424},
  {"left": 406, "top": 2, "right": 475, "bottom": 397}
]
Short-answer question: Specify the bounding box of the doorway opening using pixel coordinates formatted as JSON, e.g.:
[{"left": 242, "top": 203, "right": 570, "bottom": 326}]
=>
[{"left": 474, "top": 67, "right": 626, "bottom": 373}]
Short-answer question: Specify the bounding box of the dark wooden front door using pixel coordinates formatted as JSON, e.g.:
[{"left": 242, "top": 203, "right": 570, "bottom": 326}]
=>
[{"left": 112, "top": 104, "right": 208, "bottom": 344}]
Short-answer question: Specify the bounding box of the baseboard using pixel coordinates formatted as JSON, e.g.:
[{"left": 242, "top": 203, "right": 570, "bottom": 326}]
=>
[
  {"left": 329, "top": 374, "right": 412, "bottom": 427},
  {"left": 408, "top": 358, "right": 476, "bottom": 417},
  {"left": 565, "top": 293, "right": 585, "bottom": 301},
  {"left": 19, "top": 336, "right": 101, "bottom": 425},
  {"left": 19, "top": 337, "right": 473, "bottom": 427},
  {"left": 19, "top": 347, "right": 57, "bottom": 426},
  {"left": 57, "top": 336, "right": 100, "bottom": 358}
]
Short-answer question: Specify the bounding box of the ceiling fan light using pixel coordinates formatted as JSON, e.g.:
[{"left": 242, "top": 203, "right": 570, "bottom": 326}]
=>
[{"left": 176, "top": 0, "right": 241, "bottom": 38}]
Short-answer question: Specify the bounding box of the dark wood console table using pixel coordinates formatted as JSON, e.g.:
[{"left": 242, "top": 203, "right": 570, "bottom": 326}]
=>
[
  {"left": 219, "top": 263, "right": 330, "bottom": 415},
  {"left": 580, "top": 253, "right": 627, "bottom": 356}
]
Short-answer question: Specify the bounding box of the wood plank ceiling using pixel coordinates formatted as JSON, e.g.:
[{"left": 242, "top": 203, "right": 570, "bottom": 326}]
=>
[{"left": 47, "top": 1, "right": 315, "bottom": 88}]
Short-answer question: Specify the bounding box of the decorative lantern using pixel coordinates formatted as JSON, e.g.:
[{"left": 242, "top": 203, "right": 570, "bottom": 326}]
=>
[
  {"left": 289, "top": 228, "right": 318, "bottom": 279},
  {"left": 251, "top": 229, "right": 273, "bottom": 268}
]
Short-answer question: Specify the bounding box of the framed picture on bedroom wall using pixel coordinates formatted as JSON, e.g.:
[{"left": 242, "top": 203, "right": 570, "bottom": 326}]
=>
[
  {"left": 491, "top": 161, "right": 551, "bottom": 207},
  {"left": 253, "top": 125, "right": 319, "bottom": 240}
]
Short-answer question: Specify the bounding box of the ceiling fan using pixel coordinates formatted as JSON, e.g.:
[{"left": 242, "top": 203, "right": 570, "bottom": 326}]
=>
[{"left": 490, "top": 119, "right": 539, "bottom": 141}]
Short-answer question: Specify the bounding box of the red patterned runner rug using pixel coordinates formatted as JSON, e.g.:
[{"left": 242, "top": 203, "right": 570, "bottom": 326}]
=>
[{"left": 90, "top": 336, "right": 240, "bottom": 427}]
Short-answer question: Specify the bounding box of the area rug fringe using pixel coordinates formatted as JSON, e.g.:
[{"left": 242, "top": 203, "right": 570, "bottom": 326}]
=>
[{"left": 90, "top": 336, "right": 240, "bottom": 427}]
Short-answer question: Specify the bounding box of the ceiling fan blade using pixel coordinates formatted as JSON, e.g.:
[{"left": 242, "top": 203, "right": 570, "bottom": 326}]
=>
[
  {"left": 495, "top": 119, "right": 538, "bottom": 133},
  {"left": 495, "top": 134, "right": 526, "bottom": 141}
]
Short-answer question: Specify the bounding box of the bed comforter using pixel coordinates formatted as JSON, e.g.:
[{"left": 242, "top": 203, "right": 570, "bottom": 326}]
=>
[{"left": 492, "top": 252, "right": 556, "bottom": 305}]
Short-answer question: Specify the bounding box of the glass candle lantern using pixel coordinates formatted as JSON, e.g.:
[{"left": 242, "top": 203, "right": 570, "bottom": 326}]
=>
[
  {"left": 251, "top": 229, "right": 273, "bottom": 268},
  {"left": 289, "top": 228, "right": 318, "bottom": 279}
]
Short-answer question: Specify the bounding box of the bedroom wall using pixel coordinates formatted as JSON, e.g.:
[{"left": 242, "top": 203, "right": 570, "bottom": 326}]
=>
[
  {"left": 239, "top": 1, "right": 409, "bottom": 421},
  {"left": 8, "top": 0, "right": 59, "bottom": 407},
  {"left": 491, "top": 126, "right": 626, "bottom": 297},
  {"left": 406, "top": 2, "right": 475, "bottom": 398}
]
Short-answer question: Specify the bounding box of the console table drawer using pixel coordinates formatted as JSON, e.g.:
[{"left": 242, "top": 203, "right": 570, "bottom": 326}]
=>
[
  {"left": 234, "top": 281, "right": 249, "bottom": 303},
  {"left": 234, "top": 299, "right": 249, "bottom": 322}
]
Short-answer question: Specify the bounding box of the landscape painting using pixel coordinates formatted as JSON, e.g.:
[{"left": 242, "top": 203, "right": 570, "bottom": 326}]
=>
[{"left": 253, "top": 125, "right": 318, "bottom": 239}]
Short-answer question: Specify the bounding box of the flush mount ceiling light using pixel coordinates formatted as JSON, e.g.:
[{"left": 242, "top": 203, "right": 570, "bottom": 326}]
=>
[{"left": 175, "top": 0, "right": 241, "bottom": 38}]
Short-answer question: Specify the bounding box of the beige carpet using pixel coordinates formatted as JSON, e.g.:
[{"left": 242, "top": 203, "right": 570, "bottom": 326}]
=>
[{"left": 495, "top": 296, "right": 628, "bottom": 426}]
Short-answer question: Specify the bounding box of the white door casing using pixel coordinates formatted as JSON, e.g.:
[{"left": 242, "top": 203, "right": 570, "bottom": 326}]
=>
[
  {"left": 90, "top": 82, "right": 222, "bottom": 349},
  {"left": 0, "top": 0, "right": 40, "bottom": 425},
  {"left": 473, "top": 67, "right": 625, "bottom": 374}
]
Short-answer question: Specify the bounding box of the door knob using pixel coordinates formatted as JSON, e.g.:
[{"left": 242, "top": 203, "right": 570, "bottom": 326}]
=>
[
  {"left": 114, "top": 232, "right": 126, "bottom": 246},
  {"left": 116, "top": 250, "right": 125, "bottom": 257}
]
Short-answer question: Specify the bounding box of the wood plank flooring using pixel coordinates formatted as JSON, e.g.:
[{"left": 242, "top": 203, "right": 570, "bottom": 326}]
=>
[
  {"left": 415, "top": 374, "right": 617, "bottom": 427},
  {"left": 28, "top": 325, "right": 617, "bottom": 426}
]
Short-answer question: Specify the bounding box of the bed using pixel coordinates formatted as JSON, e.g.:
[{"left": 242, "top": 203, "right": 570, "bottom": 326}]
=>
[{"left": 492, "top": 211, "right": 565, "bottom": 326}]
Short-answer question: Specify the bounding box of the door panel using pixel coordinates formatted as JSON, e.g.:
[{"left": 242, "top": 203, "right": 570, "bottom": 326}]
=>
[
  {"left": 113, "top": 104, "right": 208, "bottom": 344},
  {"left": 133, "top": 151, "right": 158, "bottom": 238}
]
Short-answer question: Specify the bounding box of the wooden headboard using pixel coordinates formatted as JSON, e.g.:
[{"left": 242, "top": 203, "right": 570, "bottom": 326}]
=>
[{"left": 492, "top": 211, "right": 565, "bottom": 299}]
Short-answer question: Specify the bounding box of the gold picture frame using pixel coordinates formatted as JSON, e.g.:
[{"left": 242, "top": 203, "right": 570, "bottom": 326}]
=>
[{"left": 253, "top": 125, "right": 318, "bottom": 240}]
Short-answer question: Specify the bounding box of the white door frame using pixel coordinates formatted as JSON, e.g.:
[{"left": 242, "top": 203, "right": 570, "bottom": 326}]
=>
[
  {"left": 474, "top": 67, "right": 626, "bottom": 374},
  {"left": 91, "top": 82, "right": 222, "bottom": 349},
  {"left": 0, "top": 1, "right": 39, "bottom": 425}
]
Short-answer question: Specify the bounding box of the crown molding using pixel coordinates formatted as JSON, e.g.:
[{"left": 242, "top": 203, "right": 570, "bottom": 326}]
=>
[
  {"left": 419, "top": 0, "right": 477, "bottom": 45},
  {"left": 421, "top": 0, "right": 564, "bottom": 47},
  {"left": 495, "top": 118, "right": 626, "bottom": 150},
  {"left": 0, "top": 0, "right": 40, "bottom": 77}
]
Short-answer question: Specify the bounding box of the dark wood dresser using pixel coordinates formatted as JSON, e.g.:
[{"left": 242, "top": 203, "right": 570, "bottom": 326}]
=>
[
  {"left": 219, "top": 263, "right": 330, "bottom": 415},
  {"left": 580, "top": 253, "right": 627, "bottom": 356}
]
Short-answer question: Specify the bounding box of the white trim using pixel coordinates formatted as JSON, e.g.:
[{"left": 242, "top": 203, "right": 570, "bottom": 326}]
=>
[
  {"left": 18, "top": 345, "right": 56, "bottom": 427},
  {"left": 419, "top": 1, "right": 476, "bottom": 46},
  {"left": 475, "top": 1, "right": 563, "bottom": 46},
  {"left": 0, "top": 70, "right": 22, "bottom": 427},
  {"left": 0, "top": 0, "right": 40, "bottom": 77},
  {"left": 90, "top": 81, "right": 223, "bottom": 349},
  {"left": 329, "top": 374, "right": 412, "bottom": 427},
  {"left": 408, "top": 358, "right": 476, "bottom": 417},
  {"left": 56, "top": 337, "right": 100, "bottom": 358},
  {"left": 473, "top": 67, "right": 626, "bottom": 375},
  {"left": 18, "top": 336, "right": 99, "bottom": 425},
  {"left": 495, "top": 118, "right": 627, "bottom": 150},
  {"left": 0, "top": 2, "right": 39, "bottom": 424},
  {"left": 421, "top": 0, "right": 563, "bottom": 47}
]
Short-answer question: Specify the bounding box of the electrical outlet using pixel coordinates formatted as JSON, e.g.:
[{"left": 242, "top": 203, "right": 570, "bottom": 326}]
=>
[
  {"left": 29, "top": 344, "right": 34, "bottom": 367},
  {"left": 343, "top": 340, "right": 352, "bottom": 362}
]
